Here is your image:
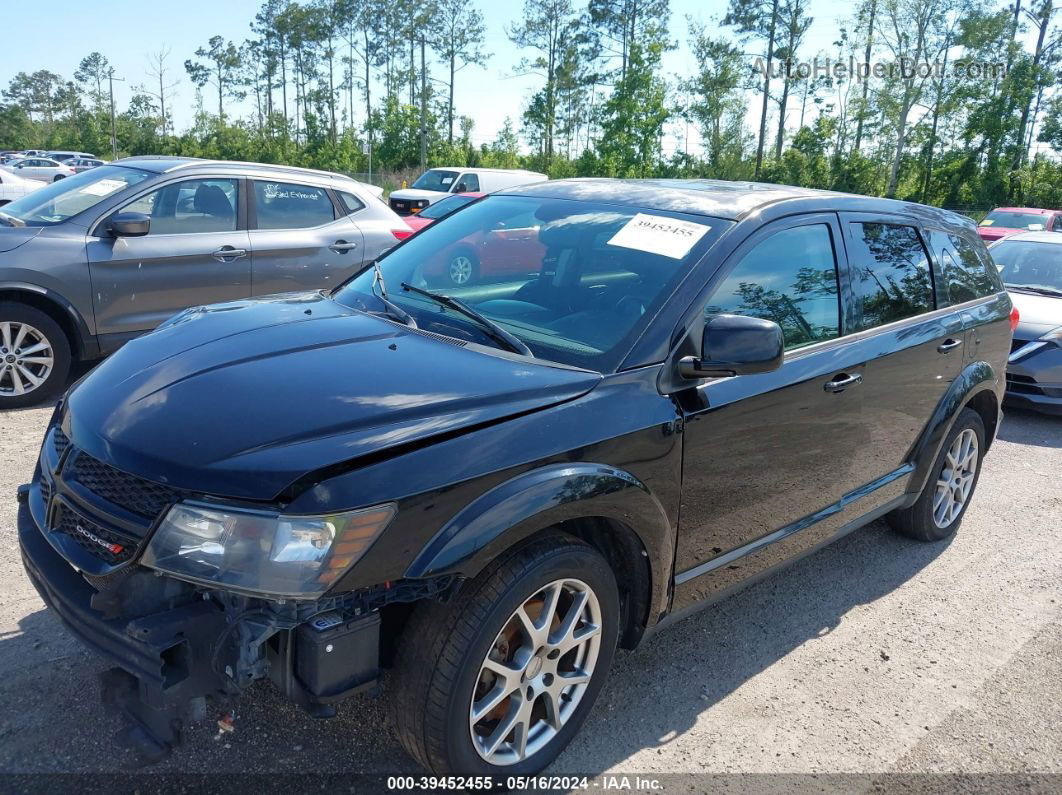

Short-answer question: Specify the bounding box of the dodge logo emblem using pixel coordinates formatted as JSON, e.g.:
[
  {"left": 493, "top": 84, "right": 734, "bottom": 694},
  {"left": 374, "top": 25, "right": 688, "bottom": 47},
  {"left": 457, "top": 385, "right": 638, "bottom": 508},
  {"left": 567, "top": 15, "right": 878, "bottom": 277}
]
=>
[{"left": 74, "top": 523, "right": 124, "bottom": 555}]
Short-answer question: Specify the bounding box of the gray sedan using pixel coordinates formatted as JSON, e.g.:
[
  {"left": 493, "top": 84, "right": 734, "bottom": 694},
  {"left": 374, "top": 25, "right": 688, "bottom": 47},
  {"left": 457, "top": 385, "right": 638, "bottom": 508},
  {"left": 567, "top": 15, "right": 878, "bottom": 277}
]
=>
[{"left": 0, "top": 157, "right": 411, "bottom": 407}]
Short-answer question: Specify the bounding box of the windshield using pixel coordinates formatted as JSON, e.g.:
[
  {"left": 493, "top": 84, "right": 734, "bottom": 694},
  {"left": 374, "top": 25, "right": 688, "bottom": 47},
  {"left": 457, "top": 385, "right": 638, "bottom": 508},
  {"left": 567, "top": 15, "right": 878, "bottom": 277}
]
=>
[
  {"left": 980, "top": 211, "right": 1050, "bottom": 231},
  {"left": 333, "top": 195, "right": 729, "bottom": 371},
  {"left": 0, "top": 165, "right": 153, "bottom": 226},
  {"left": 991, "top": 240, "right": 1062, "bottom": 293},
  {"left": 417, "top": 193, "right": 477, "bottom": 220},
  {"left": 411, "top": 169, "right": 460, "bottom": 192}
]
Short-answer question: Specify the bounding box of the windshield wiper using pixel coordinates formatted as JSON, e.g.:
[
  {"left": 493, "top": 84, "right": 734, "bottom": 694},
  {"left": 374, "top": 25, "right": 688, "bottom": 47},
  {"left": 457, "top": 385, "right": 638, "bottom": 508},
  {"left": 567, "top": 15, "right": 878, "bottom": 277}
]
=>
[
  {"left": 0, "top": 211, "right": 25, "bottom": 228},
  {"left": 399, "top": 282, "right": 533, "bottom": 357},
  {"left": 368, "top": 260, "right": 417, "bottom": 327},
  {"left": 1006, "top": 284, "right": 1062, "bottom": 298}
]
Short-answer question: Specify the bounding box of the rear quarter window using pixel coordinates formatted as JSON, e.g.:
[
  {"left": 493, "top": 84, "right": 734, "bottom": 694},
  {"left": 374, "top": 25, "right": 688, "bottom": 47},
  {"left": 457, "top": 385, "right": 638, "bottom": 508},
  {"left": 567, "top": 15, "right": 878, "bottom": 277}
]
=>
[{"left": 928, "top": 229, "right": 1000, "bottom": 303}]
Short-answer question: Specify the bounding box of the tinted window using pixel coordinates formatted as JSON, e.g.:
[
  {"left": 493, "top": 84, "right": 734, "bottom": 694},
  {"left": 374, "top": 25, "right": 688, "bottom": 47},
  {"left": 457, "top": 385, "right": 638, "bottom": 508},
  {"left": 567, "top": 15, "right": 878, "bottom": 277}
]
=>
[
  {"left": 848, "top": 223, "right": 934, "bottom": 329},
  {"left": 457, "top": 173, "right": 480, "bottom": 192},
  {"left": 928, "top": 230, "right": 997, "bottom": 303},
  {"left": 254, "top": 181, "right": 335, "bottom": 230},
  {"left": 337, "top": 191, "right": 364, "bottom": 214},
  {"left": 121, "top": 178, "right": 238, "bottom": 235},
  {"left": 706, "top": 224, "right": 840, "bottom": 350}
]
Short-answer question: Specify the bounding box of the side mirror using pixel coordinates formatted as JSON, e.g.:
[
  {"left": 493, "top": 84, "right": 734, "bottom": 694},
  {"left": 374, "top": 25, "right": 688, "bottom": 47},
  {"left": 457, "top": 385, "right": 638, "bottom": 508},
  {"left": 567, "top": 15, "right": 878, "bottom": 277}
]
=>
[
  {"left": 108, "top": 212, "right": 151, "bottom": 238},
  {"left": 679, "top": 314, "right": 784, "bottom": 379}
]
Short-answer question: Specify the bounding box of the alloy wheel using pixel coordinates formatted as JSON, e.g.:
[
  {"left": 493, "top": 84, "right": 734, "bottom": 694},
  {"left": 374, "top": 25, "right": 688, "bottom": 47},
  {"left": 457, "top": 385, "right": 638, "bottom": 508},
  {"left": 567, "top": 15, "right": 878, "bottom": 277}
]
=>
[
  {"left": 469, "top": 578, "right": 602, "bottom": 766},
  {"left": 932, "top": 428, "right": 978, "bottom": 528},
  {"left": 448, "top": 256, "right": 474, "bottom": 285},
  {"left": 0, "top": 321, "right": 54, "bottom": 397}
]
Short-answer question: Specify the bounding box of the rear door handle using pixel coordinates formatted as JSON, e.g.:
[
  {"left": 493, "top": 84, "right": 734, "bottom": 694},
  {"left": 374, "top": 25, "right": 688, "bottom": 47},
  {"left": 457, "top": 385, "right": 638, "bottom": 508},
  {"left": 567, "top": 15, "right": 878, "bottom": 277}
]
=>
[
  {"left": 937, "top": 338, "right": 963, "bottom": 353},
  {"left": 823, "top": 372, "right": 863, "bottom": 393},
  {"left": 330, "top": 240, "right": 358, "bottom": 253},
  {"left": 212, "top": 246, "right": 247, "bottom": 262}
]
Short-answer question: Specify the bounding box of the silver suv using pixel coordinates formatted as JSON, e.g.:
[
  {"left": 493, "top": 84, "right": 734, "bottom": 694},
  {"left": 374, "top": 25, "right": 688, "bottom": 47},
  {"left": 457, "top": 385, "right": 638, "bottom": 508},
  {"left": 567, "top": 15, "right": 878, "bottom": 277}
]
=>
[{"left": 0, "top": 157, "right": 411, "bottom": 408}]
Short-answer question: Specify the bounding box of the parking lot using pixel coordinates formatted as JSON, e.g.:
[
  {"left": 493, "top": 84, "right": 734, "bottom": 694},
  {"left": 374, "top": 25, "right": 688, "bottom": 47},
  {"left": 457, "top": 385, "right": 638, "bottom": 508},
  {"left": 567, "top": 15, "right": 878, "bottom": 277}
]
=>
[{"left": 0, "top": 398, "right": 1059, "bottom": 781}]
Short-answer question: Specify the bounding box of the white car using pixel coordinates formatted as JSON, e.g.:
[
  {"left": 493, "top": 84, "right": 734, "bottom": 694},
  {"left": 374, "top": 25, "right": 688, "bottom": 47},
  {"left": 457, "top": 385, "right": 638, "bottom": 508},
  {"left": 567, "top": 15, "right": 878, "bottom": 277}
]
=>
[
  {"left": 387, "top": 167, "right": 547, "bottom": 215},
  {"left": 2, "top": 157, "right": 76, "bottom": 183},
  {"left": 0, "top": 168, "right": 44, "bottom": 206}
]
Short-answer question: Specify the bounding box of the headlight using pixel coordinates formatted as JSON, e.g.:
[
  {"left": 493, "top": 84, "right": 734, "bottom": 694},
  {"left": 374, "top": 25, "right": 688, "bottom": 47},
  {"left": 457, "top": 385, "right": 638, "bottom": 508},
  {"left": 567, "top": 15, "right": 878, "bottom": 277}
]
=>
[
  {"left": 141, "top": 501, "right": 396, "bottom": 598},
  {"left": 1038, "top": 326, "right": 1062, "bottom": 347}
]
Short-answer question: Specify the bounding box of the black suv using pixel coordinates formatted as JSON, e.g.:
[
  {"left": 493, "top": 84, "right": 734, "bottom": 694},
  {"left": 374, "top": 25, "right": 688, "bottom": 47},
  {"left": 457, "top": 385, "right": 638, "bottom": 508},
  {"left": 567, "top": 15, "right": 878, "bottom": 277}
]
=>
[{"left": 18, "top": 180, "right": 1013, "bottom": 776}]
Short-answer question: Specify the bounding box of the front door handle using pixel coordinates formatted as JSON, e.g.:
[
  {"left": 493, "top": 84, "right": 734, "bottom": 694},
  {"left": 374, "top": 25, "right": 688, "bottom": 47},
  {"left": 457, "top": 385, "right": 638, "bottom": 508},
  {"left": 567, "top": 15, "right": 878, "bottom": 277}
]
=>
[
  {"left": 937, "top": 338, "right": 963, "bottom": 353},
  {"left": 823, "top": 372, "right": 863, "bottom": 393},
  {"left": 330, "top": 240, "right": 358, "bottom": 253},
  {"left": 212, "top": 246, "right": 247, "bottom": 262}
]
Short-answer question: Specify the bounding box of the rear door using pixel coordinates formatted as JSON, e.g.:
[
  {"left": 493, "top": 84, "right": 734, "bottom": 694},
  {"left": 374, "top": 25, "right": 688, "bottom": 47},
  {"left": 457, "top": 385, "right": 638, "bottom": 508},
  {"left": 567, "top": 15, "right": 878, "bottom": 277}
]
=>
[
  {"left": 837, "top": 214, "right": 965, "bottom": 469},
  {"left": 247, "top": 178, "right": 364, "bottom": 295},
  {"left": 86, "top": 176, "right": 251, "bottom": 347}
]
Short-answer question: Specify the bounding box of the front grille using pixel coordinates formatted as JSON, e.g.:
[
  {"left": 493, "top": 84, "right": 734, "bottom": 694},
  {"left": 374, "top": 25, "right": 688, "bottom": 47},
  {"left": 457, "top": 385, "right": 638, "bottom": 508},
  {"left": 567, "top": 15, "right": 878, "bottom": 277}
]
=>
[
  {"left": 54, "top": 503, "right": 137, "bottom": 565},
  {"left": 39, "top": 476, "right": 52, "bottom": 507},
  {"left": 52, "top": 428, "right": 70, "bottom": 460},
  {"left": 69, "top": 452, "right": 184, "bottom": 520},
  {"left": 1006, "top": 374, "right": 1045, "bottom": 395}
]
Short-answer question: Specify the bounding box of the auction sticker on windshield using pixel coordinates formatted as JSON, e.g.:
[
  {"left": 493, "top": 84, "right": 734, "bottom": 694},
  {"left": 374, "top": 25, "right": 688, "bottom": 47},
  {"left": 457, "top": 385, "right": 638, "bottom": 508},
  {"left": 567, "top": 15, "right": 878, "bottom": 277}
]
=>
[
  {"left": 80, "top": 179, "right": 127, "bottom": 197},
  {"left": 607, "top": 213, "right": 709, "bottom": 259}
]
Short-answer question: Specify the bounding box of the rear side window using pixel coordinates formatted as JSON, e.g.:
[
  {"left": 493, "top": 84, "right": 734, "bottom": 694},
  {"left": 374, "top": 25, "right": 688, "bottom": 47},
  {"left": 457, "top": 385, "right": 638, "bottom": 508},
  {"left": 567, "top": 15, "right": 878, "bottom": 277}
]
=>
[
  {"left": 253, "top": 181, "right": 336, "bottom": 230},
  {"left": 336, "top": 191, "right": 364, "bottom": 214},
  {"left": 705, "top": 224, "right": 841, "bottom": 350},
  {"left": 847, "top": 222, "right": 934, "bottom": 329},
  {"left": 927, "top": 229, "right": 998, "bottom": 304}
]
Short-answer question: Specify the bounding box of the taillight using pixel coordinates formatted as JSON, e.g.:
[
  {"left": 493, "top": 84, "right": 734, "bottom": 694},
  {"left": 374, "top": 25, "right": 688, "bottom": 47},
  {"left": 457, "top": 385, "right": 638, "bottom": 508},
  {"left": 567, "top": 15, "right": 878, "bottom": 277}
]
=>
[
  {"left": 1010, "top": 305, "right": 1020, "bottom": 332},
  {"left": 392, "top": 228, "right": 412, "bottom": 240}
]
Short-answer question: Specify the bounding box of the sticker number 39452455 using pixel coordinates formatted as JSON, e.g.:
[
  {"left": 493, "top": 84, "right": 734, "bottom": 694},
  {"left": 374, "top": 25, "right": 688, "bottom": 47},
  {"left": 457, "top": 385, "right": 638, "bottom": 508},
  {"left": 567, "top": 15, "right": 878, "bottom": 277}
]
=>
[{"left": 606, "top": 213, "right": 710, "bottom": 260}]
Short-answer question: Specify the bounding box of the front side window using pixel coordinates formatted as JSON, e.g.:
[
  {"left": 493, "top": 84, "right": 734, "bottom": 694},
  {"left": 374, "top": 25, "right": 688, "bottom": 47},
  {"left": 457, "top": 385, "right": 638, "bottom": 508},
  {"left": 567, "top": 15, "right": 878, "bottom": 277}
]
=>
[
  {"left": 334, "top": 195, "right": 730, "bottom": 371},
  {"left": 411, "top": 169, "right": 459, "bottom": 192},
  {"left": 705, "top": 224, "right": 841, "bottom": 350},
  {"left": 120, "top": 178, "right": 238, "bottom": 235},
  {"left": 0, "top": 164, "right": 153, "bottom": 226},
  {"left": 254, "top": 180, "right": 335, "bottom": 230},
  {"left": 455, "top": 173, "right": 480, "bottom": 192},
  {"left": 848, "top": 222, "right": 934, "bottom": 330}
]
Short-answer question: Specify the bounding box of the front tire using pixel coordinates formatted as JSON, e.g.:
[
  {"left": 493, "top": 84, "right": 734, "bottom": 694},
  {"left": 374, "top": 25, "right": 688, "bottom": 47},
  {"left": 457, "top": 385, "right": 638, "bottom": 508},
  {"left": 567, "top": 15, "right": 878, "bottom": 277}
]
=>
[
  {"left": 389, "top": 534, "right": 619, "bottom": 777},
  {"left": 888, "top": 407, "right": 986, "bottom": 542},
  {"left": 0, "top": 303, "right": 72, "bottom": 409},
  {"left": 53, "top": 174, "right": 66, "bottom": 182}
]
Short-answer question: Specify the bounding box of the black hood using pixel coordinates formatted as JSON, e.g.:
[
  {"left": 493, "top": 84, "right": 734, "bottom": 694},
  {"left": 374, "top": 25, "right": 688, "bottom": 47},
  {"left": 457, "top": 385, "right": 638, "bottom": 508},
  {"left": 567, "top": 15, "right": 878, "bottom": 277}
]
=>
[{"left": 63, "top": 292, "right": 601, "bottom": 500}]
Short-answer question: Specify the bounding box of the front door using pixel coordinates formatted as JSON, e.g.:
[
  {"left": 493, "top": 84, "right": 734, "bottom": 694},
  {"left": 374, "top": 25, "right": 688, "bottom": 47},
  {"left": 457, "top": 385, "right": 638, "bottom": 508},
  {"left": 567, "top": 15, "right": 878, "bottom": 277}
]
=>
[
  {"left": 87, "top": 177, "right": 251, "bottom": 348},
  {"left": 247, "top": 178, "right": 365, "bottom": 295},
  {"left": 674, "top": 214, "right": 875, "bottom": 606}
]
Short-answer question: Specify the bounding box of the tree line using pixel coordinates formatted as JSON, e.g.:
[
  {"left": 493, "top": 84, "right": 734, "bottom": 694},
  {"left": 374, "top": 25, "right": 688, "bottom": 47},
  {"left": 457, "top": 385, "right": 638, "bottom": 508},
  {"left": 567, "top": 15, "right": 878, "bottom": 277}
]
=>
[{"left": 4, "top": 0, "right": 1062, "bottom": 210}]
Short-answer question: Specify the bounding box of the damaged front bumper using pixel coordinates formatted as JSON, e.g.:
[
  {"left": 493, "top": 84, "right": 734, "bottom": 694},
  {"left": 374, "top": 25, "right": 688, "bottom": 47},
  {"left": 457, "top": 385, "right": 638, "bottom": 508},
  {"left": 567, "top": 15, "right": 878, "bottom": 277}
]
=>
[{"left": 17, "top": 488, "right": 387, "bottom": 761}]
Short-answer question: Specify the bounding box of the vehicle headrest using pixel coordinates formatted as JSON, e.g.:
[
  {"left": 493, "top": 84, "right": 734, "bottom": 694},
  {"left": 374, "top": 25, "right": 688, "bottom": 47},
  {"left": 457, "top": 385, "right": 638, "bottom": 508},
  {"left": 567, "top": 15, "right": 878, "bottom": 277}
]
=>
[{"left": 194, "top": 184, "right": 233, "bottom": 217}]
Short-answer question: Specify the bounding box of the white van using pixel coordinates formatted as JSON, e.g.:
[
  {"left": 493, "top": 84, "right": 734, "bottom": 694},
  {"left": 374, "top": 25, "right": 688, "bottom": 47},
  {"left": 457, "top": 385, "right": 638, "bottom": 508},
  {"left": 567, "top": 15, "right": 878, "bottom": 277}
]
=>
[{"left": 388, "top": 167, "right": 547, "bottom": 215}]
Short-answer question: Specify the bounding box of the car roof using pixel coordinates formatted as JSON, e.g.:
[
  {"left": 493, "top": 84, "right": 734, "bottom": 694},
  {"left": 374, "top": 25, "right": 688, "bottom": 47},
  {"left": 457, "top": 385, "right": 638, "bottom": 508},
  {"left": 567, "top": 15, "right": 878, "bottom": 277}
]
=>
[
  {"left": 424, "top": 166, "right": 544, "bottom": 174},
  {"left": 500, "top": 177, "right": 970, "bottom": 225},
  {"left": 990, "top": 207, "right": 1056, "bottom": 214},
  {"left": 111, "top": 155, "right": 360, "bottom": 183},
  {"left": 993, "top": 230, "right": 1062, "bottom": 243}
]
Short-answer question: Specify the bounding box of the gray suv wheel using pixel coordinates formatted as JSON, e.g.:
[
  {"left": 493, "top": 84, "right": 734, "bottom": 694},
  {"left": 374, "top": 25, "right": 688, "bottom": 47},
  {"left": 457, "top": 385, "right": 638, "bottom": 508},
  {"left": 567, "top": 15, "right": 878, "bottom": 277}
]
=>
[{"left": 0, "top": 303, "right": 71, "bottom": 409}]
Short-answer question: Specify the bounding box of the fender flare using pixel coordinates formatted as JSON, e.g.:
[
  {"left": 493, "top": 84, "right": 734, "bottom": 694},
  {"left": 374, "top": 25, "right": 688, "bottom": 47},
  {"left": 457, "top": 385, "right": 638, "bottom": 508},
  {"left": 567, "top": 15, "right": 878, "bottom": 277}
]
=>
[
  {"left": 905, "top": 359, "right": 1001, "bottom": 498},
  {"left": 405, "top": 462, "right": 675, "bottom": 625},
  {"left": 0, "top": 280, "right": 97, "bottom": 359}
]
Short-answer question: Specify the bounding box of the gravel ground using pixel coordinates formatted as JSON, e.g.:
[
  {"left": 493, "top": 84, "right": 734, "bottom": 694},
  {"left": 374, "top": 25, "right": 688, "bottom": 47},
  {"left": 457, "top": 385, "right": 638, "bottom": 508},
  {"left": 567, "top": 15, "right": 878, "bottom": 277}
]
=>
[{"left": 0, "top": 400, "right": 1059, "bottom": 786}]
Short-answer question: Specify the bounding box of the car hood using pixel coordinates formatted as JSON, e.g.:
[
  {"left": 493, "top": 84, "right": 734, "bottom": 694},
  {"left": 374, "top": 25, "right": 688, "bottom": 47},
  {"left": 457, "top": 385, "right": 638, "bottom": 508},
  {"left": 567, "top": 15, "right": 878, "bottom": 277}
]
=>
[
  {"left": 1009, "top": 289, "right": 1062, "bottom": 337},
  {"left": 979, "top": 226, "right": 1026, "bottom": 241},
  {"left": 0, "top": 226, "right": 43, "bottom": 253},
  {"left": 62, "top": 292, "right": 602, "bottom": 501},
  {"left": 390, "top": 188, "right": 448, "bottom": 201}
]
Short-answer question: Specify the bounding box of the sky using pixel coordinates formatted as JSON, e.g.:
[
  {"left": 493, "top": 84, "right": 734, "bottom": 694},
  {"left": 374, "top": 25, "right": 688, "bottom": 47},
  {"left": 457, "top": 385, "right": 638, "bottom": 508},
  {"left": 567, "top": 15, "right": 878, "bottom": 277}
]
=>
[{"left": 0, "top": 0, "right": 1016, "bottom": 154}]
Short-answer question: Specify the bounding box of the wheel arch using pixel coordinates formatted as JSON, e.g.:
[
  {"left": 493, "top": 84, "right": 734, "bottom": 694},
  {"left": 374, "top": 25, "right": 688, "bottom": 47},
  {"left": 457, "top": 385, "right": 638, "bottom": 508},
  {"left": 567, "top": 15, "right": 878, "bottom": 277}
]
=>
[
  {"left": 904, "top": 360, "right": 1001, "bottom": 499},
  {"left": 0, "top": 283, "right": 96, "bottom": 360},
  {"left": 404, "top": 463, "right": 675, "bottom": 648}
]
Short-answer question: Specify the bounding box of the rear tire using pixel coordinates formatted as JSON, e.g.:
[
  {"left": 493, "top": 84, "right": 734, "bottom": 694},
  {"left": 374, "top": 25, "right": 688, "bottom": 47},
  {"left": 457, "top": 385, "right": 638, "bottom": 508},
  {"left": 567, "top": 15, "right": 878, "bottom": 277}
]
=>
[
  {"left": 53, "top": 174, "right": 65, "bottom": 182},
  {"left": 389, "top": 533, "right": 619, "bottom": 777},
  {"left": 887, "top": 408, "right": 986, "bottom": 542},
  {"left": 0, "top": 303, "right": 72, "bottom": 409}
]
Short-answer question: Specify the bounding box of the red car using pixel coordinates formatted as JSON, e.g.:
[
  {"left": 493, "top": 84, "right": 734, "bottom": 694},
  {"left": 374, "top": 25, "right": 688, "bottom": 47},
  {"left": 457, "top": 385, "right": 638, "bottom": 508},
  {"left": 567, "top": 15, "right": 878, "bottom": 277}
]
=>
[
  {"left": 977, "top": 207, "right": 1062, "bottom": 243},
  {"left": 404, "top": 191, "right": 485, "bottom": 232}
]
